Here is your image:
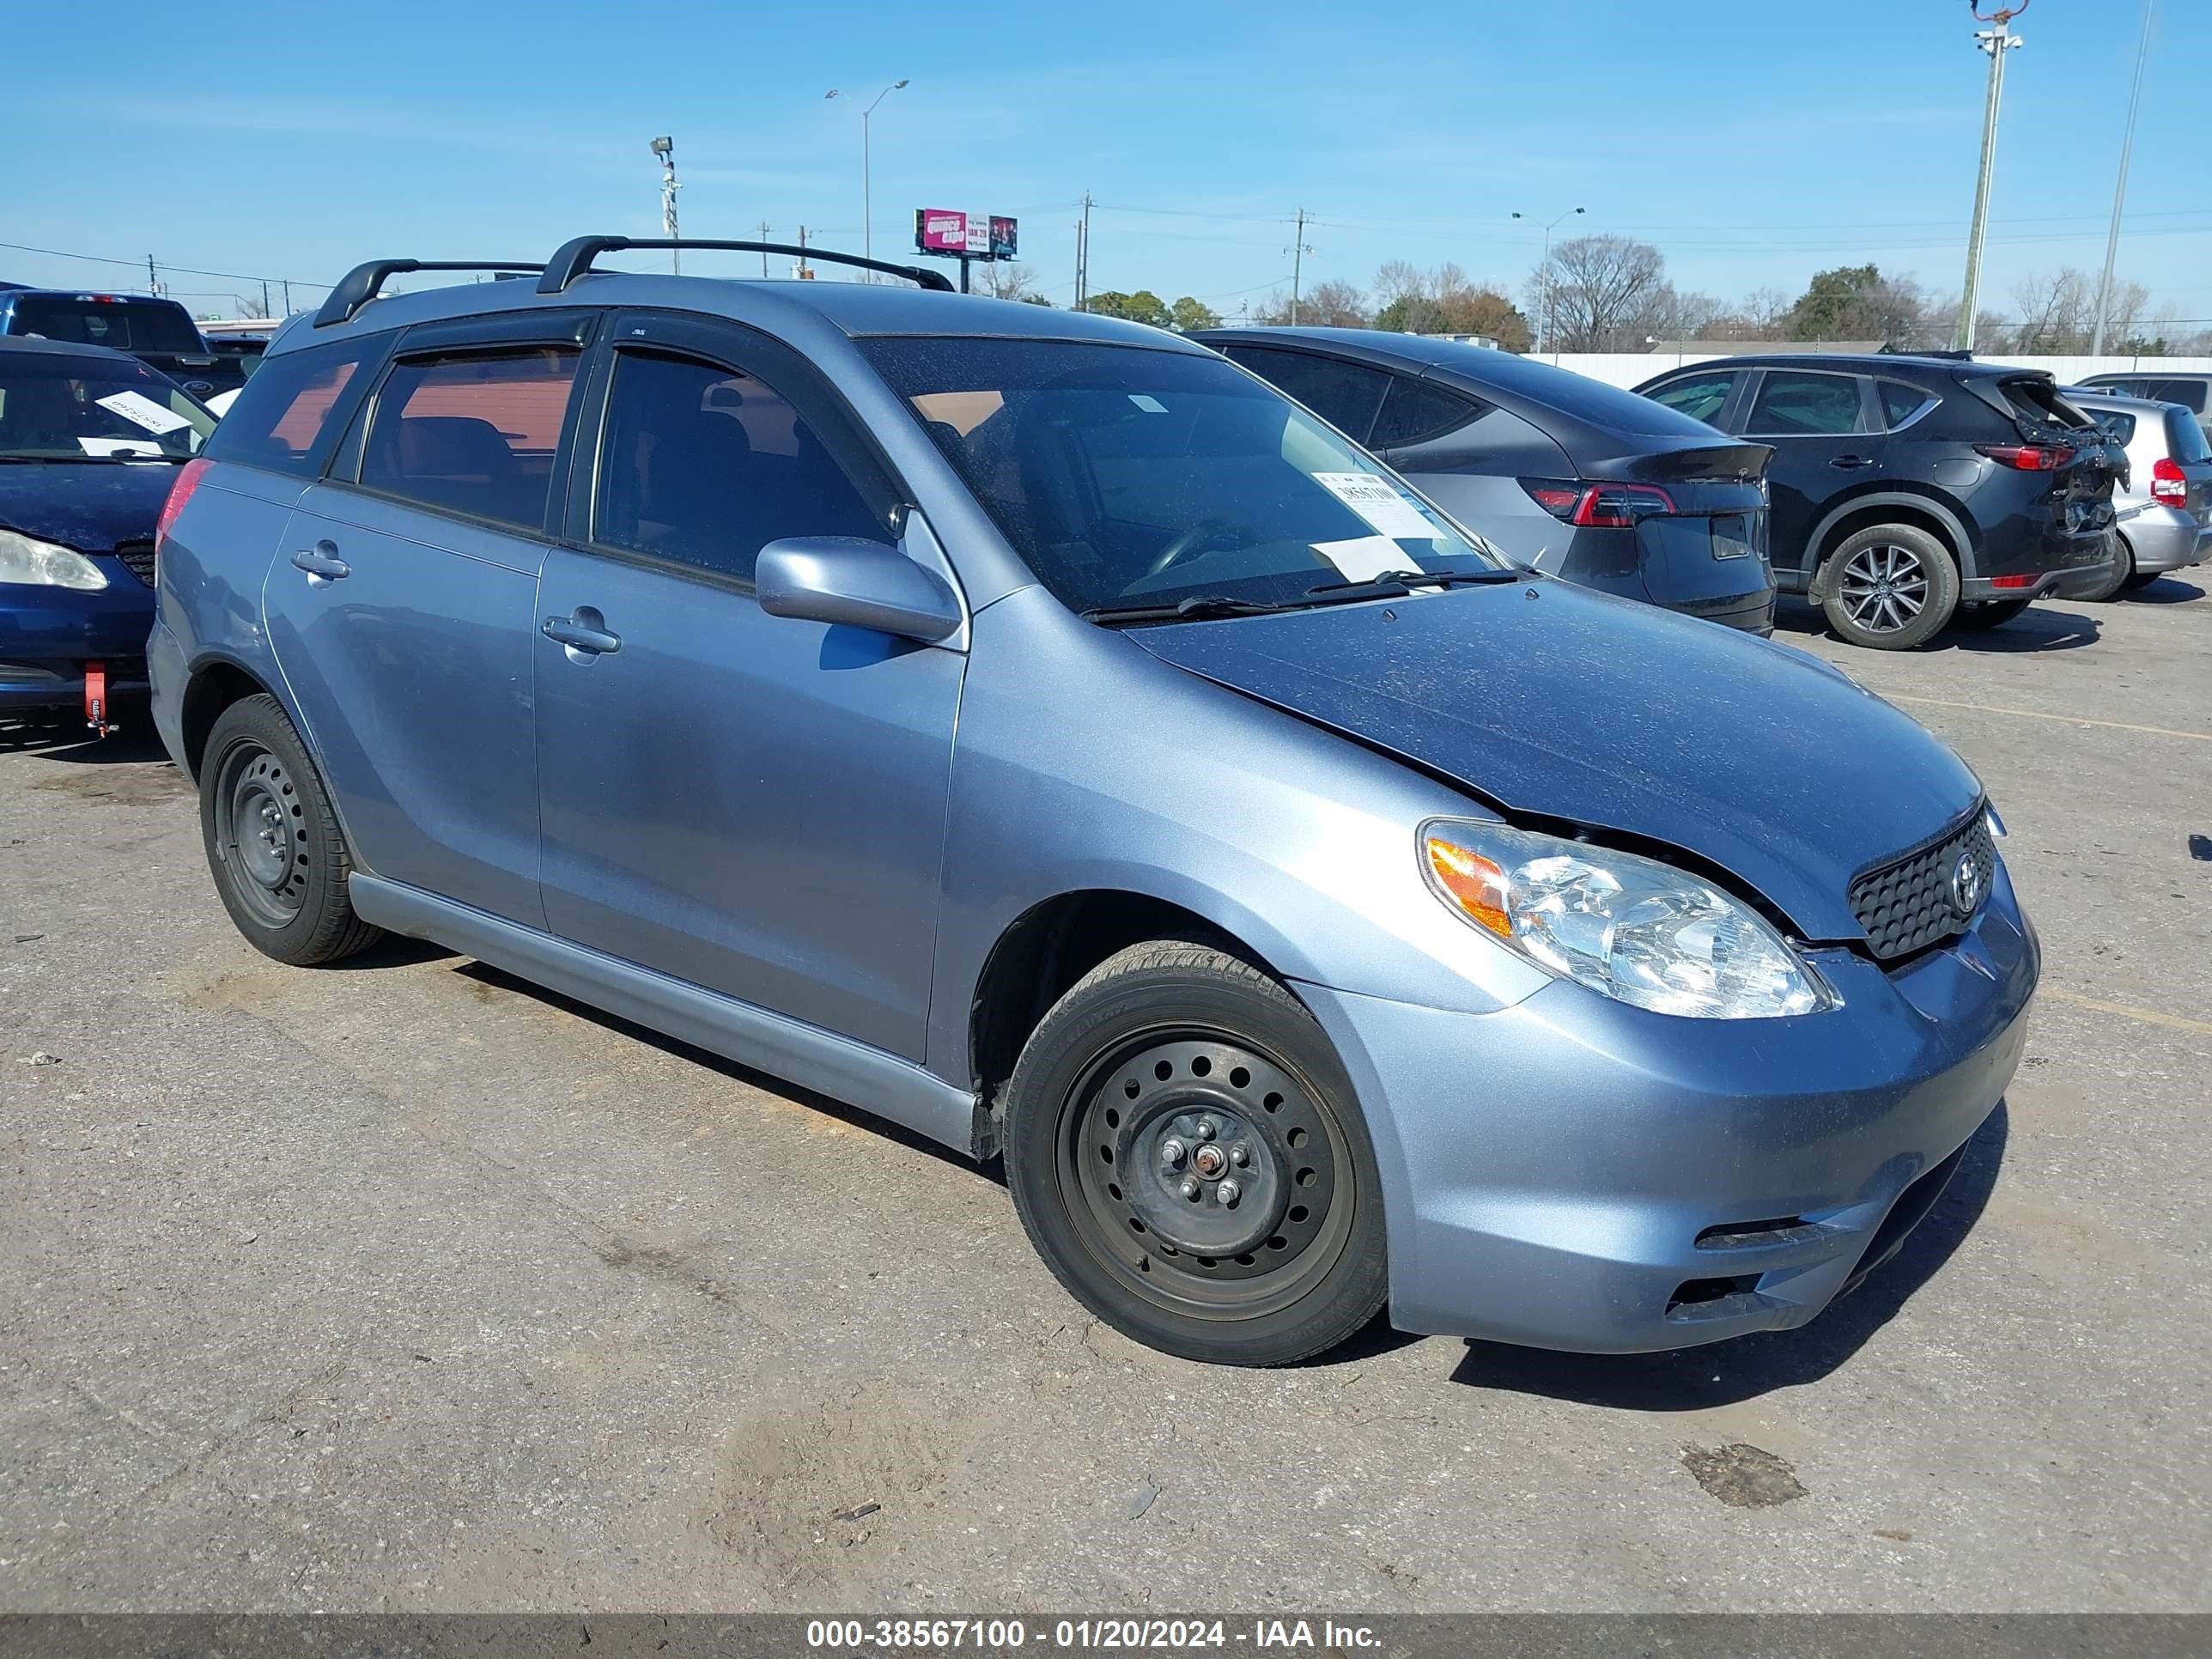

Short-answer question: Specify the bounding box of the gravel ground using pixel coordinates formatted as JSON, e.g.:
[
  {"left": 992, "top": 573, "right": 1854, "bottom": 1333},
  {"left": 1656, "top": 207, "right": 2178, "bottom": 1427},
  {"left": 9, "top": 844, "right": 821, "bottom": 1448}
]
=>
[{"left": 1, "top": 583, "right": 2207, "bottom": 1613}]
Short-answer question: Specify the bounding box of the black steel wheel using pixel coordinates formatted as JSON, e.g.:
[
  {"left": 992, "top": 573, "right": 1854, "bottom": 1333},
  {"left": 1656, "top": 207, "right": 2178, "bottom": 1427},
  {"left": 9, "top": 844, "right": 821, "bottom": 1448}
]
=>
[
  {"left": 1004, "top": 939, "right": 1388, "bottom": 1366},
  {"left": 199, "top": 694, "right": 382, "bottom": 965}
]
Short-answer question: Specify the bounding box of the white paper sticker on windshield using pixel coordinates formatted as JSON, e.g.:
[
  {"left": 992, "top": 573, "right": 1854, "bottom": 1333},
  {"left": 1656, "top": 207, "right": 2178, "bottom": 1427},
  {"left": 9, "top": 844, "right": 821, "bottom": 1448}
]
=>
[
  {"left": 1311, "top": 471, "right": 1437, "bottom": 541},
  {"left": 94, "top": 390, "right": 192, "bottom": 435},
  {"left": 77, "top": 436, "right": 167, "bottom": 458},
  {"left": 1310, "top": 535, "right": 1407, "bottom": 583}
]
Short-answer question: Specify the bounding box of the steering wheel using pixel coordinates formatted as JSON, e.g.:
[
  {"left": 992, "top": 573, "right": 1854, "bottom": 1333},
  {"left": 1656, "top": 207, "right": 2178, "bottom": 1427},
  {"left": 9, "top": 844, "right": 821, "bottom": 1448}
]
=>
[{"left": 1146, "top": 517, "right": 1240, "bottom": 580}]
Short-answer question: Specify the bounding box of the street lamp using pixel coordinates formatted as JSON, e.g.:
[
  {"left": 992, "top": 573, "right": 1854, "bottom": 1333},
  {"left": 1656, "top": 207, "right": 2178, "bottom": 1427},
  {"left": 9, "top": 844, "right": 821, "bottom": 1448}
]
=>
[
  {"left": 825, "top": 79, "right": 908, "bottom": 274},
  {"left": 1513, "top": 205, "right": 1584, "bottom": 355}
]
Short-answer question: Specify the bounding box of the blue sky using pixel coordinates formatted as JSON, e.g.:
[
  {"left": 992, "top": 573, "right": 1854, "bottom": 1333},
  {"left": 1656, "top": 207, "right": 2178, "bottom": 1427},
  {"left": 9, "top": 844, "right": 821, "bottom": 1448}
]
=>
[{"left": 4, "top": 0, "right": 2206, "bottom": 326}]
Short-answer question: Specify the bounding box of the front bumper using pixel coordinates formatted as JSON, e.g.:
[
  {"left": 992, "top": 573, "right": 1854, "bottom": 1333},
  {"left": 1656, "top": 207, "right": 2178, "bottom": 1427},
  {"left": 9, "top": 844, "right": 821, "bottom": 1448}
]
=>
[
  {"left": 0, "top": 556, "right": 155, "bottom": 710},
  {"left": 1299, "top": 861, "right": 2036, "bottom": 1352}
]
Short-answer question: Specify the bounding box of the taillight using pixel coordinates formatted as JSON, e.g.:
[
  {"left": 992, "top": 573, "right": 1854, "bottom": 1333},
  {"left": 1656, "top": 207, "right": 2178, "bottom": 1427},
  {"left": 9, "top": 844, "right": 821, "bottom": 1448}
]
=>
[
  {"left": 2151, "top": 457, "right": 2188, "bottom": 504},
  {"left": 155, "top": 456, "right": 211, "bottom": 548},
  {"left": 1975, "top": 443, "right": 2075, "bottom": 471},
  {"left": 1518, "top": 478, "right": 1677, "bottom": 528}
]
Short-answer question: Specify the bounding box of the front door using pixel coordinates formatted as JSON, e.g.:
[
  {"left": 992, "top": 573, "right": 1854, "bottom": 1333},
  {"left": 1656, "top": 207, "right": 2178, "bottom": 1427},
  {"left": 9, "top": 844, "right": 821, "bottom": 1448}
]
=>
[
  {"left": 533, "top": 315, "right": 963, "bottom": 1060},
  {"left": 262, "top": 334, "right": 590, "bottom": 927},
  {"left": 1732, "top": 368, "right": 1884, "bottom": 580}
]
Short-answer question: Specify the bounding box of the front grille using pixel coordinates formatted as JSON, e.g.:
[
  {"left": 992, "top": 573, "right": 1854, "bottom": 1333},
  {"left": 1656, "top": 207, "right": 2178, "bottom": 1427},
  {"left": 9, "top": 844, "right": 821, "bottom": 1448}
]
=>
[
  {"left": 1848, "top": 809, "right": 1996, "bottom": 960},
  {"left": 113, "top": 540, "right": 157, "bottom": 588}
]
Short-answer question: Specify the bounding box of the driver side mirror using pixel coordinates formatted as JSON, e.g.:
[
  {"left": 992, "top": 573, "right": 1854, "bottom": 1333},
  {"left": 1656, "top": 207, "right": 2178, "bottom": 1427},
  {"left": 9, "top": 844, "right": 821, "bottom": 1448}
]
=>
[{"left": 755, "top": 537, "right": 964, "bottom": 645}]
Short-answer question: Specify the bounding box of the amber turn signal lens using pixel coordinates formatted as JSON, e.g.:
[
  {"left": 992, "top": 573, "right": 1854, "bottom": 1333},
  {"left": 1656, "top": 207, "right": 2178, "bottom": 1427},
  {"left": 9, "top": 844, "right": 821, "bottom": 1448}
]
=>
[{"left": 1425, "top": 836, "right": 1511, "bottom": 939}]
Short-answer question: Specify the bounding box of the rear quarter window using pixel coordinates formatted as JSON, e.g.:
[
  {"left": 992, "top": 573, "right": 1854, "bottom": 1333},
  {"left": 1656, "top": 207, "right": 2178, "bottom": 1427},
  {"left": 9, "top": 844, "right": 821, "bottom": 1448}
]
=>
[
  {"left": 1879, "top": 381, "right": 1936, "bottom": 428},
  {"left": 203, "top": 337, "right": 380, "bottom": 477}
]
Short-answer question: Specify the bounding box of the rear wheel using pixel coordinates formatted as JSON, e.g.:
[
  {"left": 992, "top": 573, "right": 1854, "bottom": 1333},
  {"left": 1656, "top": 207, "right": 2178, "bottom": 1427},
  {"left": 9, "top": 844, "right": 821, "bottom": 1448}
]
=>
[
  {"left": 2122, "top": 568, "right": 2162, "bottom": 591},
  {"left": 200, "top": 695, "right": 382, "bottom": 966},
  {"left": 2075, "top": 533, "right": 2133, "bottom": 603},
  {"left": 1003, "top": 940, "right": 1389, "bottom": 1367},
  {"left": 1821, "top": 525, "right": 1958, "bottom": 650},
  {"left": 1950, "top": 597, "right": 2033, "bottom": 631}
]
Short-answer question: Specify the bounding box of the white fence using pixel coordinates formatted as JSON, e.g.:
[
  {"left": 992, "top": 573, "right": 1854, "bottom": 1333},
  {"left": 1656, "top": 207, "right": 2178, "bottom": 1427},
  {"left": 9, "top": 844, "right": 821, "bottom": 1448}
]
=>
[{"left": 1540, "top": 351, "right": 2212, "bottom": 391}]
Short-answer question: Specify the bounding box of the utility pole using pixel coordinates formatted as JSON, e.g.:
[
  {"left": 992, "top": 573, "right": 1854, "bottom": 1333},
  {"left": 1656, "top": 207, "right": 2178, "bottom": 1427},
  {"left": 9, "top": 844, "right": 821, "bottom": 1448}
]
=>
[
  {"left": 758, "top": 222, "right": 773, "bottom": 278},
  {"left": 282, "top": 279, "right": 292, "bottom": 315},
  {"left": 146, "top": 254, "right": 159, "bottom": 296},
  {"left": 2092, "top": 0, "right": 2154, "bottom": 359},
  {"left": 1075, "top": 194, "right": 1093, "bottom": 312},
  {"left": 260, "top": 280, "right": 270, "bottom": 319},
  {"left": 1287, "top": 208, "right": 1312, "bottom": 325},
  {"left": 1955, "top": 3, "right": 2027, "bottom": 352},
  {"left": 797, "top": 226, "right": 811, "bottom": 279},
  {"left": 651, "top": 136, "right": 680, "bottom": 273}
]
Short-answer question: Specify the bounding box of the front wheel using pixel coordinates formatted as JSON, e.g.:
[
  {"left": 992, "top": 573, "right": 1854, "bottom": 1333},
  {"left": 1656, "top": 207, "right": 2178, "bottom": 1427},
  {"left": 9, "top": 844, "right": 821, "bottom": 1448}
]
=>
[
  {"left": 1820, "top": 525, "right": 1959, "bottom": 650},
  {"left": 1003, "top": 940, "right": 1389, "bottom": 1366}
]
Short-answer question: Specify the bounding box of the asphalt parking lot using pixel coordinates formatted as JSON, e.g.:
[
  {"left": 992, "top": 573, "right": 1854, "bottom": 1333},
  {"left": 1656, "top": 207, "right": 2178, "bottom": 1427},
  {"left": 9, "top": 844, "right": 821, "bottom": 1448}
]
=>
[{"left": 2, "top": 581, "right": 2208, "bottom": 1615}]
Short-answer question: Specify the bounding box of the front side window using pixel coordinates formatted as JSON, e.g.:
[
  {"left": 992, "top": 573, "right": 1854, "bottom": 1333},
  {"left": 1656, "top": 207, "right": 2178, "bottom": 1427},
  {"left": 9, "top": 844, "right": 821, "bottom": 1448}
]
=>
[
  {"left": 1746, "top": 371, "right": 1863, "bottom": 436},
  {"left": 0, "top": 351, "right": 216, "bottom": 462},
  {"left": 204, "top": 338, "right": 374, "bottom": 476},
  {"left": 591, "top": 349, "right": 883, "bottom": 582},
  {"left": 863, "top": 337, "right": 1500, "bottom": 616},
  {"left": 1224, "top": 346, "right": 1392, "bottom": 444},
  {"left": 360, "top": 346, "right": 580, "bottom": 532},
  {"left": 1647, "top": 371, "right": 1736, "bottom": 425}
]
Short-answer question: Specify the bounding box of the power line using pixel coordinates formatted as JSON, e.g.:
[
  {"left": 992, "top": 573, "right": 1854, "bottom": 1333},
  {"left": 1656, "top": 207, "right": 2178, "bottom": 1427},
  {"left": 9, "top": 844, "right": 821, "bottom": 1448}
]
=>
[{"left": 0, "top": 239, "right": 334, "bottom": 292}]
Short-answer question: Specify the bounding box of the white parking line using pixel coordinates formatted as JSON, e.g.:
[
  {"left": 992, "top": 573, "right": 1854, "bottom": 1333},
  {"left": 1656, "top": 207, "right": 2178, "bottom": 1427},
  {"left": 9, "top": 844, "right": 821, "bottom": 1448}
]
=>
[
  {"left": 2040, "top": 986, "right": 2212, "bottom": 1038},
  {"left": 1885, "top": 695, "right": 2212, "bottom": 744}
]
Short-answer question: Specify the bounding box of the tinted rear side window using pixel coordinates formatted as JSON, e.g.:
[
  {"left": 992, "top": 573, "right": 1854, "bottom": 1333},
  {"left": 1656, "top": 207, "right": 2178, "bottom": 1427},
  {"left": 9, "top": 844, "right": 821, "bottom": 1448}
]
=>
[
  {"left": 2169, "top": 408, "right": 2212, "bottom": 464},
  {"left": 1746, "top": 372, "right": 1863, "bottom": 435},
  {"left": 2147, "top": 379, "right": 2209, "bottom": 415},
  {"left": 1879, "top": 381, "right": 1936, "bottom": 428},
  {"left": 2098, "top": 411, "right": 2138, "bottom": 446},
  {"left": 361, "top": 346, "right": 581, "bottom": 532},
  {"left": 592, "top": 349, "right": 883, "bottom": 583},
  {"left": 8, "top": 297, "right": 204, "bottom": 354},
  {"left": 203, "top": 337, "right": 377, "bottom": 477},
  {"left": 1224, "top": 346, "right": 1390, "bottom": 444},
  {"left": 1370, "top": 377, "right": 1485, "bottom": 447},
  {"left": 1646, "top": 370, "right": 1736, "bottom": 425}
]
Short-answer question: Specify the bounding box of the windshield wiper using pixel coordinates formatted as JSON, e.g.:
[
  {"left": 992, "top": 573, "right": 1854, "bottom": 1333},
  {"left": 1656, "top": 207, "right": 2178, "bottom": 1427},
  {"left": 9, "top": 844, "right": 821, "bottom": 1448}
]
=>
[
  {"left": 1303, "top": 566, "right": 1524, "bottom": 602},
  {"left": 1081, "top": 593, "right": 1293, "bottom": 627}
]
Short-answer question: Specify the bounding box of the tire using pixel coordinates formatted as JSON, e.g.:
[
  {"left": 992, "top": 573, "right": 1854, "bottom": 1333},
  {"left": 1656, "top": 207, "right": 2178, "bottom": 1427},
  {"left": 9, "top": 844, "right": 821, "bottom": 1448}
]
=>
[
  {"left": 2074, "top": 534, "right": 2133, "bottom": 603},
  {"left": 1950, "top": 597, "right": 2033, "bottom": 631},
  {"left": 2123, "top": 568, "right": 2162, "bottom": 591},
  {"left": 1002, "top": 939, "right": 1389, "bottom": 1367},
  {"left": 1820, "top": 524, "right": 1959, "bottom": 650},
  {"left": 199, "top": 694, "right": 382, "bottom": 966}
]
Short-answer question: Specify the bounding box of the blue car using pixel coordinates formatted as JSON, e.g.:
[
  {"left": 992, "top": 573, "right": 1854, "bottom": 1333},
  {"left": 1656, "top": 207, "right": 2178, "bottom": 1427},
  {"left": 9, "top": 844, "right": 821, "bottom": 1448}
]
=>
[
  {"left": 1, "top": 337, "right": 215, "bottom": 720},
  {"left": 149, "top": 237, "right": 2036, "bottom": 1366}
]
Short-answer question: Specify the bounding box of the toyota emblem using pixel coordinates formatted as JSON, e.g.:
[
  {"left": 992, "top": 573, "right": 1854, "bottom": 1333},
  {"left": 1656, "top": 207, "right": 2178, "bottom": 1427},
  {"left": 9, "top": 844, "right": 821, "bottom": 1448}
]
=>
[{"left": 1949, "top": 852, "right": 1983, "bottom": 917}]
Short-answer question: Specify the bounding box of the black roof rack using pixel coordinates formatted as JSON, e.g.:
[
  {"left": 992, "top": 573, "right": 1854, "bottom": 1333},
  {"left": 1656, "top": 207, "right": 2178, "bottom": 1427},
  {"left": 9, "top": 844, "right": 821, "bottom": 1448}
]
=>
[
  {"left": 536, "top": 235, "right": 957, "bottom": 295},
  {"left": 314, "top": 260, "right": 543, "bottom": 327}
]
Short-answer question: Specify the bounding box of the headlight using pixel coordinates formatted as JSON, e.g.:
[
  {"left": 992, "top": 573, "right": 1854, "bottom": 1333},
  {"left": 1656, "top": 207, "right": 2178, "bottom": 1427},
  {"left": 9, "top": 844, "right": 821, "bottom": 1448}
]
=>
[
  {"left": 1420, "top": 819, "right": 1832, "bottom": 1018},
  {"left": 0, "top": 528, "right": 107, "bottom": 590}
]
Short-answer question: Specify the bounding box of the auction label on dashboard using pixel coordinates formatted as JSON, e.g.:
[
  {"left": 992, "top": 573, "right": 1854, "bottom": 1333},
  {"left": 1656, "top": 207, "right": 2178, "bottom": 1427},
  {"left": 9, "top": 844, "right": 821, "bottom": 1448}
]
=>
[{"left": 805, "top": 1618, "right": 1378, "bottom": 1651}]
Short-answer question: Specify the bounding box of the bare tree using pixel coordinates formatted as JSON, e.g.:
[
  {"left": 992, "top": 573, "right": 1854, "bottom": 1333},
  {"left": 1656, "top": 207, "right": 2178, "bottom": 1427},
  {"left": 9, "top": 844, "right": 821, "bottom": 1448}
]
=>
[
  {"left": 1255, "top": 278, "right": 1370, "bottom": 327},
  {"left": 974, "top": 261, "right": 1042, "bottom": 303},
  {"left": 1528, "top": 234, "right": 1670, "bottom": 351}
]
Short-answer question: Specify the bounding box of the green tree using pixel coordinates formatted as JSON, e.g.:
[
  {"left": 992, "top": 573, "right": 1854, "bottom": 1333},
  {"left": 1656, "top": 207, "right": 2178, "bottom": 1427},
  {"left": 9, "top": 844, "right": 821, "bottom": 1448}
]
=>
[
  {"left": 1783, "top": 264, "right": 1933, "bottom": 346},
  {"left": 1168, "top": 295, "right": 1222, "bottom": 333},
  {"left": 1083, "top": 289, "right": 1173, "bottom": 327}
]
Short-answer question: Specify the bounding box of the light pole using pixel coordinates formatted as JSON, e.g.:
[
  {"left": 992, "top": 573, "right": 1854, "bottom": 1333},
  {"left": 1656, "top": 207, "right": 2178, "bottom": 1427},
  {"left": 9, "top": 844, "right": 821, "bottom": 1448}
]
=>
[
  {"left": 1955, "top": 2, "right": 2028, "bottom": 352},
  {"left": 1513, "top": 206, "right": 1584, "bottom": 355},
  {"left": 650, "top": 136, "right": 679, "bottom": 273},
  {"left": 2091, "top": 0, "right": 2154, "bottom": 358},
  {"left": 825, "top": 80, "right": 908, "bottom": 273}
]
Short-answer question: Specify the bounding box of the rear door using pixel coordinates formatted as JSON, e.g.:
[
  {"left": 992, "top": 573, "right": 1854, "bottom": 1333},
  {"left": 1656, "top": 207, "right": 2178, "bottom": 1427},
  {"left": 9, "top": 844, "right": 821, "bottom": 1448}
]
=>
[
  {"left": 1733, "top": 368, "right": 1882, "bottom": 577},
  {"left": 263, "top": 312, "right": 595, "bottom": 928},
  {"left": 533, "top": 311, "right": 962, "bottom": 1060}
]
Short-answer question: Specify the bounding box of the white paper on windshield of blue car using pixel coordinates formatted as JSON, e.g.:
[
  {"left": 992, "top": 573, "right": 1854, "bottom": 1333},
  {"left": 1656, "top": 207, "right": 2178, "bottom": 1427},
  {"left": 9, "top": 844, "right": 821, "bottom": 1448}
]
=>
[
  {"left": 1309, "top": 535, "right": 1406, "bottom": 582},
  {"left": 1311, "top": 471, "right": 1437, "bottom": 541},
  {"left": 77, "top": 436, "right": 168, "bottom": 459},
  {"left": 94, "top": 390, "right": 192, "bottom": 435}
]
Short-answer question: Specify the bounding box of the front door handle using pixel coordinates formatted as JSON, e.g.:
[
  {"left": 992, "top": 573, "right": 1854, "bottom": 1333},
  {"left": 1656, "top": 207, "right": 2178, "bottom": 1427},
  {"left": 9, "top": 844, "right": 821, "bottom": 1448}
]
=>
[
  {"left": 290, "top": 541, "right": 349, "bottom": 583},
  {"left": 1829, "top": 454, "right": 1878, "bottom": 470},
  {"left": 543, "top": 611, "right": 621, "bottom": 657}
]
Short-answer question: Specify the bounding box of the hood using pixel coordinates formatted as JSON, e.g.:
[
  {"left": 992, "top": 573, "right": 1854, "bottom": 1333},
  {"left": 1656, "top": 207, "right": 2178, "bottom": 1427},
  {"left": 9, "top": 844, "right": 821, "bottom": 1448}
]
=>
[
  {"left": 0, "top": 462, "right": 177, "bottom": 552},
  {"left": 1129, "top": 581, "right": 1982, "bottom": 945}
]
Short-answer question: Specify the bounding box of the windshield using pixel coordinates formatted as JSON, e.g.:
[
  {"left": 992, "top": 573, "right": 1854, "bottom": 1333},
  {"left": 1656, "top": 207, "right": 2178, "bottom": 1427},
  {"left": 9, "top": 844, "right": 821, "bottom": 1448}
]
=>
[
  {"left": 0, "top": 353, "right": 216, "bottom": 459},
  {"left": 9, "top": 297, "right": 206, "bottom": 355},
  {"left": 860, "top": 337, "right": 1504, "bottom": 614}
]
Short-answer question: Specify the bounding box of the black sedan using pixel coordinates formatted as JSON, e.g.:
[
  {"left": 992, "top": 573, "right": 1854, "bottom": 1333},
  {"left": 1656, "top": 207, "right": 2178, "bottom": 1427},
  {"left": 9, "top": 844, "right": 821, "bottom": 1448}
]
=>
[{"left": 1193, "top": 328, "right": 1777, "bottom": 633}]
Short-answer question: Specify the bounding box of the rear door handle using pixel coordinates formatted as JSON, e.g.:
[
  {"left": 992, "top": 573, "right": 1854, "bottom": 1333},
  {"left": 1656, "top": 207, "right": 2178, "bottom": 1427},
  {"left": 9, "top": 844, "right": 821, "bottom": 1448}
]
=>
[
  {"left": 543, "top": 611, "right": 621, "bottom": 657},
  {"left": 1829, "top": 454, "right": 1878, "bottom": 470},
  {"left": 290, "top": 541, "right": 349, "bottom": 583}
]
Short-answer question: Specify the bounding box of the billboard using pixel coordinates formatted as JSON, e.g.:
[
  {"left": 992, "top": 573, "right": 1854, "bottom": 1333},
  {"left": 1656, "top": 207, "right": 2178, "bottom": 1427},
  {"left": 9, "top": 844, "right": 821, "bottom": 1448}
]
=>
[{"left": 914, "top": 209, "right": 1018, "bottom": 260}]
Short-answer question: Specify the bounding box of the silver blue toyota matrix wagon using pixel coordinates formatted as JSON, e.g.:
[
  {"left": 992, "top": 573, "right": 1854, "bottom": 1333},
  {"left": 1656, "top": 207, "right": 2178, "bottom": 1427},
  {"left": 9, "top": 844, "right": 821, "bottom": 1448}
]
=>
[{"left": 149, "top": 237, "right": 2037, "bottom": 1366}]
